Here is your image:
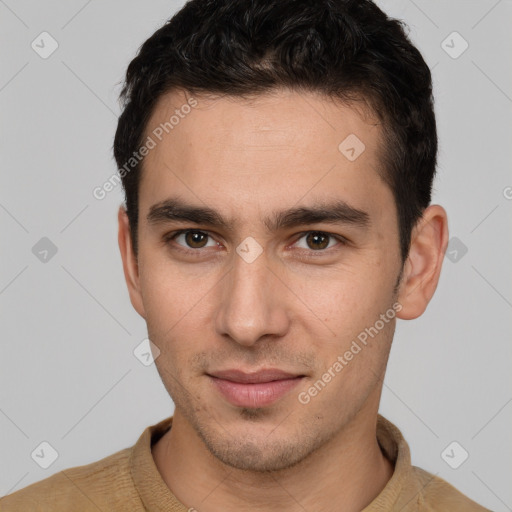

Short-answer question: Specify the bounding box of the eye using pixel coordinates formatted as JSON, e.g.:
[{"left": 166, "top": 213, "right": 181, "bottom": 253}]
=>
[
  {"left": 166, "top": 230, "right": 221, "bottom": 251},
  {"left": 164, "top": 229, "right": 347, "bottom": 257},
  {"left": 292, "top": 231, "right": 346, "bottom": 252}
]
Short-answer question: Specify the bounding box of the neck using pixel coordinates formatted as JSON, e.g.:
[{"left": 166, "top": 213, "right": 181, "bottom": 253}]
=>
[{"left": 153, "top": 405, "right": 394, "bottom": 512}]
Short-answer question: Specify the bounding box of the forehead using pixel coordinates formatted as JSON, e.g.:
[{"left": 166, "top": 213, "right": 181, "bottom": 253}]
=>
[
  {"left": 145, "top": 88, "right": 381, "bottom": 154},
  {"left": 139, "top": 88, "right": 393, "bottom": 228}
]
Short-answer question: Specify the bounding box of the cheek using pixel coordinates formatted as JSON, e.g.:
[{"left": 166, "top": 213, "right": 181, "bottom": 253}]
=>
[
  {"left": 298, "top": 310, "right": 395, "bottom": 413},
  {"left": 300, "top": 268, "right": 391, "bottom": 333},
  {"left": 138, "top": 245, "right": 202, "bottom": 313},
  {"left": 137, "top": 262, "right": 191, "bottom": 344},
  {"left": 294, "top": 269, "right": 396, "bottom": 395}
]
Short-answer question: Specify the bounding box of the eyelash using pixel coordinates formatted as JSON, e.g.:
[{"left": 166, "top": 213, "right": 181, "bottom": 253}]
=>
[{"left": 163, "top": 229, "right": 348, "bottom": 258}]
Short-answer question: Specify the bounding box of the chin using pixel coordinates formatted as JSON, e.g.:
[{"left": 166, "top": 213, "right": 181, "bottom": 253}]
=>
[
  {"left": 194, "top": 416, "right": 330, "bottom": 473},
  {"left": 204, "top": 436, "right": 309, "bottom": 472}
]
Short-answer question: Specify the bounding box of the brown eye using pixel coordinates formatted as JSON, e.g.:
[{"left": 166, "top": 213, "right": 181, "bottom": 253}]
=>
[
  {"left": 184, "top": 231, "right": 209, "bottom": 248},
  {"left": 292, "top": 231, "right": 346, "bottom": 255},
  {"left": 169, "top": 230, "right": 218, "bottom": 251},
  {"left": 305, "top": 232, "right": 330, "bottom": 250}
]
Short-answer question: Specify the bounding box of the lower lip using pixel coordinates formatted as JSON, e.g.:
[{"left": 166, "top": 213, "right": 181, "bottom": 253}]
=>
[{"left": 209, "top": 376, "right": 303, "bottom": 408}]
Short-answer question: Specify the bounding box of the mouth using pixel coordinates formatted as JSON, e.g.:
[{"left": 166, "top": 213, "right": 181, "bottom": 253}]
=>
[{"left": 207, "top": 369, "right": 305, "bottom": 408}]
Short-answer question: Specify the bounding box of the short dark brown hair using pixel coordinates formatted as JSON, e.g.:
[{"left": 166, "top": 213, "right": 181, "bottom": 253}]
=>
[{"left": 114, "top": 0, "right": 437, "bottom": 263}]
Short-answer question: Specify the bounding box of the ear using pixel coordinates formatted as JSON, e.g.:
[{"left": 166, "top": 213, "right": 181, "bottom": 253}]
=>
[
  {"left": 396, "top": 204, "right": 449, "bottom": 320},
  {"left": 118, "top": 206, "right": 146, "bottom": 319}
]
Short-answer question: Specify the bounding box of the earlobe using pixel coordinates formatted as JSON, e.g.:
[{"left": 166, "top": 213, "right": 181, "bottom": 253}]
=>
[
  {"left": 396, "top": 205, "right": 449, "bottom": 320},
  {"left": 117, "top": 206, "right": 146, "bottom": 319}
]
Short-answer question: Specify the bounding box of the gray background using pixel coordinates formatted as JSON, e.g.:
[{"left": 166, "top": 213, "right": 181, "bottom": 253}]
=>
[{"left": 1, "top": 1, "right": 511, "bottom": 510}]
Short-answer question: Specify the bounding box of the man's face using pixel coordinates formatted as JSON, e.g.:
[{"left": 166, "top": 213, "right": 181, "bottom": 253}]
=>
[{"left": 132, "top": 88, "right": 403, "bottom": 471}]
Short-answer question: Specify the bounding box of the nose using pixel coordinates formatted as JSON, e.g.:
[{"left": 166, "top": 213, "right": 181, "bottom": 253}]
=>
[{"left": 215, "top": 248, "right": 290, "bottom": 347}]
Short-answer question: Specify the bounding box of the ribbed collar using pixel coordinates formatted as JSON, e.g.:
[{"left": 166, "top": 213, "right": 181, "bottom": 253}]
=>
[{"left": 129, "top": 414, "right": 417, "bottom": 511}]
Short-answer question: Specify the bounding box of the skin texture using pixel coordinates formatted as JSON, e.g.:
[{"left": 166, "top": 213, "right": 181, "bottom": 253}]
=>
[{"left": 118, "top": 88, "right": 449, "bottom": 512}]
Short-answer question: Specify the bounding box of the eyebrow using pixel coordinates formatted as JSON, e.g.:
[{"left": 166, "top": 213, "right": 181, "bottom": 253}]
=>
[{"left": 147, "top": 197, "right": 370, "bottom": 232}]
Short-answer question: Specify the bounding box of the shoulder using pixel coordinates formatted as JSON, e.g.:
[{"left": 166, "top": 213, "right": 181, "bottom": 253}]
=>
[
  {"left": 411, "top": 466, "right": 492, "bottom": 511},
  {"left": 0, "top": 447, "right": 143, "bottom": 512}
]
